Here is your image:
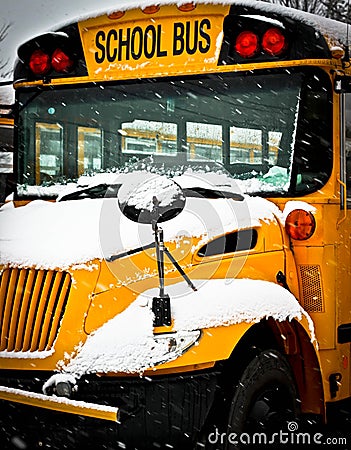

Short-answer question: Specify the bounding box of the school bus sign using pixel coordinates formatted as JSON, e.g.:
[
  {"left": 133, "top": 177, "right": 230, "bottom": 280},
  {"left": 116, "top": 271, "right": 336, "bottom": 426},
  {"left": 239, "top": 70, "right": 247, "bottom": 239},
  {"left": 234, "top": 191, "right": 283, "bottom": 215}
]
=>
[{"left": 79, "top": 4, "right": 229, "bottom": 78}]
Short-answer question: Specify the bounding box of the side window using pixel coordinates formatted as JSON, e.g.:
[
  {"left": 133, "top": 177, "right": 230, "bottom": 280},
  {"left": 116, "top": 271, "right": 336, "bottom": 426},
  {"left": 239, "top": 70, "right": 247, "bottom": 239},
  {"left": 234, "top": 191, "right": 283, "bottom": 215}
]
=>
[
  {"left": 197, "top": 229, "right": 258, "bottom": 257},
  {"left": 346, "top": 94, "right": 351, "bottom": 206}
]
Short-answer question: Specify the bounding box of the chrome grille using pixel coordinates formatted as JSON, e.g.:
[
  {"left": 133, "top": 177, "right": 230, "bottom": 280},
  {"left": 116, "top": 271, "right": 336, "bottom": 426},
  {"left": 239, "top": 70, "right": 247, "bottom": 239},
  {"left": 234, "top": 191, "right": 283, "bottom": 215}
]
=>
[{"left": 0, "top": 268, "right": 71, "bottom": 352}]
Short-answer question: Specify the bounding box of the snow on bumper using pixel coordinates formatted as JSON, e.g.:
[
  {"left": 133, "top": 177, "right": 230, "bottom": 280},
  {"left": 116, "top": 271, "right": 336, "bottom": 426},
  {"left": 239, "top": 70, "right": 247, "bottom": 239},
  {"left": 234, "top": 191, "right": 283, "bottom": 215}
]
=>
[{"left": 0, "top": 385, "right": 118, "bottom": 422}]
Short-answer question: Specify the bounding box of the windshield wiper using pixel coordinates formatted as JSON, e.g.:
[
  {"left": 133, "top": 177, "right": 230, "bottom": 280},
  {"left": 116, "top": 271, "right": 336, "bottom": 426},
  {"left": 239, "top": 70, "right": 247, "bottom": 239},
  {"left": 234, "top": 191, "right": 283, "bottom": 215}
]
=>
[
  {"left": 59, "top": 184, "right": 245, "bottom": 202},
  {"left": 58, "top": 183, "right": 121, "bottom": 202},
  {"left": 183, "top": 187, "right": 244, "bottom": 201}
]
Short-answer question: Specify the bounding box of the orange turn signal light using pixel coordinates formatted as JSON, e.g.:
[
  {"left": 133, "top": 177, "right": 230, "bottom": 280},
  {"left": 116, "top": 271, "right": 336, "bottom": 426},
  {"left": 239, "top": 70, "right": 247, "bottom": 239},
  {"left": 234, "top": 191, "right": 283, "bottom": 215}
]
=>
[{"left": 285, "top": 209, "right": 316, "bottom": 240}]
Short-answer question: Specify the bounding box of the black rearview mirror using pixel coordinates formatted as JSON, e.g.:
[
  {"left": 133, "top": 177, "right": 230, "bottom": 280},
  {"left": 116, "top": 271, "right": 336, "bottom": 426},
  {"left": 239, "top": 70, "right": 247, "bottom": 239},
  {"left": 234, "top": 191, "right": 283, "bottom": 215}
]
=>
[{"left": 118, "top": 173, "right": 186, "bottom": 225}]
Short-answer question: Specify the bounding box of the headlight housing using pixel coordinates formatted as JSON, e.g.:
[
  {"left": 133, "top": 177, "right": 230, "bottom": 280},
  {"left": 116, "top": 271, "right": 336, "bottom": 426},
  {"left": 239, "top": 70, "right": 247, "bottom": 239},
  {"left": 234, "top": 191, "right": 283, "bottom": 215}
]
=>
[{"left": 152, "top": 330, "right": 201, "bottom": 365}]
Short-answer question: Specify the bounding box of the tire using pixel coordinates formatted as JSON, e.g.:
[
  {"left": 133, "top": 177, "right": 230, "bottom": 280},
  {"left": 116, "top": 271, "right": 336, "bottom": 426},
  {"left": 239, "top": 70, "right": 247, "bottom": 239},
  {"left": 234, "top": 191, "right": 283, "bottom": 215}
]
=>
[{"left": 225, "top": 349, "right": 299, "bottom": 449}]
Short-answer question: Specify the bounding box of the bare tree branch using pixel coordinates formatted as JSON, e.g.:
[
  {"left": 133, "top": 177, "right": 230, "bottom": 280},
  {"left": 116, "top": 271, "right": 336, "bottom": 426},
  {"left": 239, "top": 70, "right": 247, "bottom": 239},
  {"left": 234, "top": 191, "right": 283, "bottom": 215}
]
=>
[
  {"left": 264, "top": 0, "right": 349, "bottom": 21},
  {"left": 0, "top": 22, "right": 12, "bottom": 79}
]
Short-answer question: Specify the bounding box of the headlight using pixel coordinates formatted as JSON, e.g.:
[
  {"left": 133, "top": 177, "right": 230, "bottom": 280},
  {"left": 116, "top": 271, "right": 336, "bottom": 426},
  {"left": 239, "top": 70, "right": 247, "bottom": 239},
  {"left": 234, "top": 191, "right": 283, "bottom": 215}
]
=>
[{"left": 152, "top": 330, "right": 201, "bottom": 365}]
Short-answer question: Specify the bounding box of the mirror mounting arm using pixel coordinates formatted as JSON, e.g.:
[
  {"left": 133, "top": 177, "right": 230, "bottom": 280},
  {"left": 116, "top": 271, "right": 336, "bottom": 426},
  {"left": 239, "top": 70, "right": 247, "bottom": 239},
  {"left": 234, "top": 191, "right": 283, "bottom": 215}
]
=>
[
  {"left": 117, "top": 175, "right": 189, "bottom": 326},
  {"left": 155, "top": 224, "right": 166, "bottom": 298},
  {"left": 152, "top": 223, "right": 171, "bottom": 327},
  {"left": 152, "top": 220, "right": 197, "bottom": 327}
]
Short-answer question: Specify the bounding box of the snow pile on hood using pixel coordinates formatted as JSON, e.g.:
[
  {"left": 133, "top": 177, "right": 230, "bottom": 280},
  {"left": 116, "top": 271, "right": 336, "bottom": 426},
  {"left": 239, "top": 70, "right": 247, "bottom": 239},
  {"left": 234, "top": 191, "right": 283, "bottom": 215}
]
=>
[
  {"left": 0, "top": 174, "right": 282, "bottom": 270},
  {"left": 56, "top": 278, "right": 315, "bottom": 377}
]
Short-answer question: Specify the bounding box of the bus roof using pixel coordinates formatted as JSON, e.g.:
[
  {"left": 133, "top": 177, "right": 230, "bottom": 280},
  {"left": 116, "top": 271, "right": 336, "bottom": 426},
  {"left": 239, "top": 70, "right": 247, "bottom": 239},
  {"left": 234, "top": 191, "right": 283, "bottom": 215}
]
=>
[
  {"left": 15, "top": 0, "right": 350, "bottom": 84},
  {"left": 54, "top": 0, "right": 349, "bottom": 49}
]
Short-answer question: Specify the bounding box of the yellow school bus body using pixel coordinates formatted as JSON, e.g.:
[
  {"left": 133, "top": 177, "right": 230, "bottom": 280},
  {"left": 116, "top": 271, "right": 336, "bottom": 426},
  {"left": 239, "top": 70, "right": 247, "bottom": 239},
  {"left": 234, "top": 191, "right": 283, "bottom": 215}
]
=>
[{"left": 0, "top": 1, "right": 351, "bottom": 447}]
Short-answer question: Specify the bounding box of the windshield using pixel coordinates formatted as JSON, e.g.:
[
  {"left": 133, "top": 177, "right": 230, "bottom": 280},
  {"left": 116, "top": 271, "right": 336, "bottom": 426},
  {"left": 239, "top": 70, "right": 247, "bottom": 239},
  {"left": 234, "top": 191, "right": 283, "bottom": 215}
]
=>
[{"left": 17, "top": 68, "right": 332, "bottom": 198}]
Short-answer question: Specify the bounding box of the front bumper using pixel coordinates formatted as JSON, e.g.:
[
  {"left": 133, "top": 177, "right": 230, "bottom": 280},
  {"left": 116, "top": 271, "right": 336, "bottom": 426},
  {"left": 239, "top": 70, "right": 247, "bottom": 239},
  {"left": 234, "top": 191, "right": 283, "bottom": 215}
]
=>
[
  {"left": 0, "top": 385, "right": 118, "bottom": 422},
  {"left": 0, "top": 369, "right": 218, "bottom": 448}
]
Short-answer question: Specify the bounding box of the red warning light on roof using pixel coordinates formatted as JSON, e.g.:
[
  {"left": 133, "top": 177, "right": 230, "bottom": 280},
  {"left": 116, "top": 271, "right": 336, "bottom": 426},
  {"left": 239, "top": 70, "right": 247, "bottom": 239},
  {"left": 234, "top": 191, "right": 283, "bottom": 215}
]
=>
[
  {"left": 262, "top": 27, "right": 287, "bottom": 56},
  {"left": 29, "top": 50, "right": 51, "bottom": 75},
  {"left": 235, "top": 31, "right": 259, "bottom": 58}
]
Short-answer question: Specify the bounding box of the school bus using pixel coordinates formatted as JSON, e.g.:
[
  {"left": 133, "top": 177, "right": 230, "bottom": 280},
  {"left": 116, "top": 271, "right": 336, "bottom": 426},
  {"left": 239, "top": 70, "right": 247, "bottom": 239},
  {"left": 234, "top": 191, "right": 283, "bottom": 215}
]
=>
[
  {"left": 0, "top": 0, "right": 351, "bottom": 448},
  {"left": 0, "top": 104, "right": 14, "bottom": 203}
]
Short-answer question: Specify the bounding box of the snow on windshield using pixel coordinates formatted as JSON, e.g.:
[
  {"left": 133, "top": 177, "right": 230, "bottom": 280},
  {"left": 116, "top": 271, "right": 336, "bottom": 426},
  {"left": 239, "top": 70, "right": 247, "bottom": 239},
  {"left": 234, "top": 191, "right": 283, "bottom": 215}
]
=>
[{"left": 17, "top": 69, "right": 306, "bottom": 198}]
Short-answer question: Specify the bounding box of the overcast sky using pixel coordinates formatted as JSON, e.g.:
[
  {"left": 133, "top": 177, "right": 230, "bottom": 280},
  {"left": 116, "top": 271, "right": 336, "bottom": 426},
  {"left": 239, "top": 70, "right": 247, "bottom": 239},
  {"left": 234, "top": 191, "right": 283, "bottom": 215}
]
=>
[{"left": 0, "top": 0, "right": 127, "bottom": 101}]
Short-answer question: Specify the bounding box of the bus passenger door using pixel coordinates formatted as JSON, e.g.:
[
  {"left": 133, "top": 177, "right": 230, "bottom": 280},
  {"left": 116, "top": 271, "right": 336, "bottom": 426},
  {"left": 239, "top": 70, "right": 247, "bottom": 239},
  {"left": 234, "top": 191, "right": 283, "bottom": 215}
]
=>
[
  {"left": 77, "top": 127, "right": 103, "bottom": 176},
  {"left": 35, "top": 123, "right": 63, "bottom": 184}
]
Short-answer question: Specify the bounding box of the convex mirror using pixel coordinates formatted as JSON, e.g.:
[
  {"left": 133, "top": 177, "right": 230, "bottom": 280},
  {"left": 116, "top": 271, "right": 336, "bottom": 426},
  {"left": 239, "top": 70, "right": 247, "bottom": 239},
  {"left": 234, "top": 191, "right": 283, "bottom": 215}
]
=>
[{"left": 118, "top": 173, "right": 186, "bottom": 225}]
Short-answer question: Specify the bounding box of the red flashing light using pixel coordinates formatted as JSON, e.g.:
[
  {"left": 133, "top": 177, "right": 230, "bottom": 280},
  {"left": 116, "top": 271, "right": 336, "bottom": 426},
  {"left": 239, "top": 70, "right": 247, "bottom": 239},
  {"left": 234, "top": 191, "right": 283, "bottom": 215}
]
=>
[
  {"left": 262, "top": 27, "right": 287, "bottom": 56},
  {"left": 51, "top": 49, "right": 73, "bottom": 73},
  {"left": 285, "top": 209, "right": 316, "bottom": 240},
  {"left": 235, "top": 31, "right": 259, "bottom": 58},
  {"left": 29, "top": 50, "right": 50, "bottom": 75}
]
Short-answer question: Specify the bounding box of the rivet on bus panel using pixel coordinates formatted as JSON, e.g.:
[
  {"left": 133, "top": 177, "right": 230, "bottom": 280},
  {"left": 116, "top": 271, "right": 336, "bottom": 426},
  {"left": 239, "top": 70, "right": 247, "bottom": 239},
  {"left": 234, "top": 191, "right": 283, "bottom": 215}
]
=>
[{"left": 331, "top": 47, "right": 345, "bottom": 59}]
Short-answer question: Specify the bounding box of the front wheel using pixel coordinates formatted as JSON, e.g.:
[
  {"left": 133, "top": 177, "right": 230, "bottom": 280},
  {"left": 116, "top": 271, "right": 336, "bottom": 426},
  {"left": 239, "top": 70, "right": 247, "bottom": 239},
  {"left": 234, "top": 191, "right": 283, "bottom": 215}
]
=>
[{"left": 225, "top": 349, "right": 299, "bottom": 448}]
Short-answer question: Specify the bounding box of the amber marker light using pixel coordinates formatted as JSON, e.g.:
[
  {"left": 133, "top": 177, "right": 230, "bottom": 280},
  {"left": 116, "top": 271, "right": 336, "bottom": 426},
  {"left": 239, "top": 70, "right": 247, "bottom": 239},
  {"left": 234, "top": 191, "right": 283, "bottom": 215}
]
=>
[
  {"left": 142, "top": 5, "right": 160, "bottom": 14},
  {"left": 178, "top": 3, "right": 196, "bottom": 11},
  {"left": 342, "top": 355, "right": 348, "bottom": 370},
  {"left": 107, "top": 11, "right": 125, "bottom": 20},
  {"left": 331, "top": 47, "right": 345, "bottom": 59},
  {"left": 285, "top": 209, "right": 316, "bottom": 240}
]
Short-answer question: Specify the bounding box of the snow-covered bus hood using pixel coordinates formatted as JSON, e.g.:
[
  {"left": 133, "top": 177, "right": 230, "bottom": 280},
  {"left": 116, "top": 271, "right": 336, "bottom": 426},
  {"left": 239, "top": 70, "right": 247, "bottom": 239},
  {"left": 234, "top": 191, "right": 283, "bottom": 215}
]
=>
[
  {"left": 0, "top": 175, "right": 318, "bottom": 378},
  {"left": 0, "top": 193, "right": 282, "bottom": 271}
]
